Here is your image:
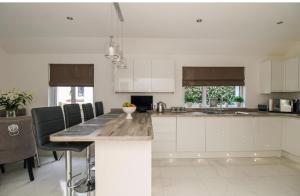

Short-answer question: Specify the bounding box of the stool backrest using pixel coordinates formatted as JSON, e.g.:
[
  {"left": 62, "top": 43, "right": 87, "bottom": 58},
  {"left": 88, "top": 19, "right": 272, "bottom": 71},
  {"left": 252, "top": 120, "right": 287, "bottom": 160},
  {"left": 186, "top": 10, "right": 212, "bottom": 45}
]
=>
[
  {"left": 0, "top": 116, "right": 36, "bottom": 164},
  {"left": 82, "top": 103, "right": 94, "bottom": 121},
  {"left": 63, "top": 104, "right": 82, "bottom": 128},
  {"left": 95, "top": 101, "right": 104, "bottom": 117},
  {"left": 31, "top": 106, "right": 65, "bottom": 148}
]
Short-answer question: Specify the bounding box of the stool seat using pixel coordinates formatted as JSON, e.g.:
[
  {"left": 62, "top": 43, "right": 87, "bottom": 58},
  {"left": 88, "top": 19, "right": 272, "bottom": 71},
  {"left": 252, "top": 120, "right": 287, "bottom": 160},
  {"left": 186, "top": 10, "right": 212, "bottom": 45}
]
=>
[{"left": 41, "top": 142, "right": 90, "bottom": 152}]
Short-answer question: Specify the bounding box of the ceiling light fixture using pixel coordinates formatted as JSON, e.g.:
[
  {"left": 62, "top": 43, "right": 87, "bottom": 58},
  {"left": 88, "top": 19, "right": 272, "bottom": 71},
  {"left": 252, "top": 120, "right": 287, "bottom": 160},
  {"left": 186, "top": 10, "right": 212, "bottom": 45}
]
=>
[
  {"left": 276, "top": 21, "right": 284, "bottom": 25},
  {"left": 104, "top": 4, "right": 120, "bottom": 60},
  {"left": 66, "top": 16, "right": 74, "bottom": 21},
  {"left": 196, "top": 18, "right": 203, "bottom": 23}
]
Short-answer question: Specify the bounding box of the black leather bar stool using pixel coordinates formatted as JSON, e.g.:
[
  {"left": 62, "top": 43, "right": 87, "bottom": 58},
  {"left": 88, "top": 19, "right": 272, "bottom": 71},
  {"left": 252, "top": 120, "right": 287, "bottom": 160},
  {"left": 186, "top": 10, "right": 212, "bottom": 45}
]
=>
[
  {"left": 31, "top": 106, "right": 90, "bottom": 196},
  {"left": 63, "top": 104, "right": 94, "bottom": 193},
  {"left": 82, "top": 103, "right": 95, "bottom": 121},
  {"left": 95, "top": 101, "right": 104, "bottom": 117}
]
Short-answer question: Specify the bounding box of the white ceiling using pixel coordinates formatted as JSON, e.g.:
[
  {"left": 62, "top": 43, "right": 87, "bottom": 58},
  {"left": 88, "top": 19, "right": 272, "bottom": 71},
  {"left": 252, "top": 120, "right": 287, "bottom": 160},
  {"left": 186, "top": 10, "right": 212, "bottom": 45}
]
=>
[{"left": 0, "top": 3, "right": 299, "bottom": 55}]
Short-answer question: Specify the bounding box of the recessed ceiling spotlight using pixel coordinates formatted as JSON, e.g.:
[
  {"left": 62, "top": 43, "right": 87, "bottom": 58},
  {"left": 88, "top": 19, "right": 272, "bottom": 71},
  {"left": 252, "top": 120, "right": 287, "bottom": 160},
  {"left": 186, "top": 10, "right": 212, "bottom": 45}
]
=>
[
  {"left": 66, "top": 16, "right": 74, "bottom": 21},
  {"left": 276, "top": 21, "right": 284, "bottom": 25},
  {"left": 196, "top": 18, "right": 203, "bottom": 23}
]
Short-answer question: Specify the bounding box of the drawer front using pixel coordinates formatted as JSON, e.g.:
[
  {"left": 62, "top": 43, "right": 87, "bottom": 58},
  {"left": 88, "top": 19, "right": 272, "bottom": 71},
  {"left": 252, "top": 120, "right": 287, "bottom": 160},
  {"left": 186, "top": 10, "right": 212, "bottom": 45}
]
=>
[{"left": 152, "top": 117, "right": 176, "bottom": 133}]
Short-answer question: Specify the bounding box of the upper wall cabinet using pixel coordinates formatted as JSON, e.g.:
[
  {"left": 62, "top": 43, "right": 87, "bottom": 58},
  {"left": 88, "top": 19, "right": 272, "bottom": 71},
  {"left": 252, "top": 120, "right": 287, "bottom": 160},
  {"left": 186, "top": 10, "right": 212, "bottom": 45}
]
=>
[
  {"left": 133, "top": 60, "right": 152, "bottom": 92},
  {"left": 114, "top": 59, "right": 134, "bottom": 92},
  {"left": 259, "top": 57, "right": 300, "bottom": 93},
  {"left": 284, "top": 58, "right": 299, "bottom": 92},
  {"left": 151, "top": 60, "right": 175, "bottom": 92},
  {"left": 114, "top": 59, "right": 175, "bottom": 93}
]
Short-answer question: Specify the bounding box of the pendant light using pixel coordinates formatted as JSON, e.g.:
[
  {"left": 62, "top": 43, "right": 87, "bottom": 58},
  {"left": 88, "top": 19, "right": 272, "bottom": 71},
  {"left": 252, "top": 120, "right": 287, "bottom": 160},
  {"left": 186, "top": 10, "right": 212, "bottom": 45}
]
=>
[
  {"left": 104, "top": 4, "right": 120, "bottom": 60},
  {"left": 112, "top": 16, "right": 127, "bottom": 69}
]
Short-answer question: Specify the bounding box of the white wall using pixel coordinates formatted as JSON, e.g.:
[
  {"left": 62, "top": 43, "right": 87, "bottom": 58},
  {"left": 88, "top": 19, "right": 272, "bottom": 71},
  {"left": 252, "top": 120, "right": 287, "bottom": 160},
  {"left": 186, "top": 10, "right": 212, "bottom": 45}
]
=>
[
  {"left": 2, "top": 53, "right": 267, "bottom": 113},
  {"left": 0, "top": 46, "right": 8, "bottom": 89}
]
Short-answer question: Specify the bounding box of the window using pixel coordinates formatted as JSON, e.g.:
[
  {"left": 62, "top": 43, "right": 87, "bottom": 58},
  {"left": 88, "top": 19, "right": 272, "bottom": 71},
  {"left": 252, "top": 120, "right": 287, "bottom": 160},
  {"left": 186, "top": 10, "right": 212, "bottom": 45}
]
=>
[
  {"left": 182, "top": 66, "right": 245, "bottom": 107},
  {"left": 49, "top": 87, "right": 93, "bottom": 106},
  {"left": 184, "top": 86, "right": 244, "bottom": 107}
]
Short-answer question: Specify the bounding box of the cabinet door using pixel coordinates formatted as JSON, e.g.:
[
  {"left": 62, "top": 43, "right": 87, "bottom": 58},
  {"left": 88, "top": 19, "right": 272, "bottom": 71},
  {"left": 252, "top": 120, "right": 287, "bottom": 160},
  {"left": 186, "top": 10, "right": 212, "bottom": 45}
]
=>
[
  {"left": 114, "top": 60, "right": 133, "bottom": 92},
  {"left": 226, "top": 118, "right": 255, "bottom": 151},
  {"left": 259, "top": 60, "right": 271, "bottom": 94},
  {"left": 271, "top": 60, "right": 285, "bottom": 92},
  {"left": 151, "top": 60, "right": 175, "bottom": 92},
  {"left": 285, "top": 58, "right": 299, "bottom": 92},
  {"left": 177, "top": 117, "right": 205, "bottom": 152},
  {"left": 206, "top": 118, "right": 227, "bottom": 151},
  {"left": 282, "top": 118, "right": 300, "bottom": 156},
  {"left": 151, "top": 117, "right": 176, "bottom": 153},
  {"left": 254, "top": 117, "right": 282, "bottom": 150},
  {"left": 133, "top": 60, "right": 151, "bottom": 92}
]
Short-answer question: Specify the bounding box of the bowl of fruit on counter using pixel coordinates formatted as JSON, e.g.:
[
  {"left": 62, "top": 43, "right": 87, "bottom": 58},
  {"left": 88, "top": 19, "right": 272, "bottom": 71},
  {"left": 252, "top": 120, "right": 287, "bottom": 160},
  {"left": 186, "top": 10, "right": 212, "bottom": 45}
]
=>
[{"left": 122, "top": 102, "right": 136, "bottom": 120}]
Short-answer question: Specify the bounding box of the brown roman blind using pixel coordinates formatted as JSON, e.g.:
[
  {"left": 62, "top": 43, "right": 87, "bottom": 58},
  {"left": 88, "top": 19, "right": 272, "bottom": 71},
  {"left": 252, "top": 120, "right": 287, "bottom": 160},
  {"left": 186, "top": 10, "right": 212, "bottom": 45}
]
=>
[
  {"left": 182, "top": 67, "right": 245, "bottom": 86},
  {"left": 49, "top": 64, "right": 94, "bottom": 87}
]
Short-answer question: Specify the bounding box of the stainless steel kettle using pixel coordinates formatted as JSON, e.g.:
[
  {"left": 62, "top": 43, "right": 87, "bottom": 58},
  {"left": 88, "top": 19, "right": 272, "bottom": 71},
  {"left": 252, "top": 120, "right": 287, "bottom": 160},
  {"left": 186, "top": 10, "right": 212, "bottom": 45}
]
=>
[{"left": 156, "top": 101, "right": 166, "bottom": 113}]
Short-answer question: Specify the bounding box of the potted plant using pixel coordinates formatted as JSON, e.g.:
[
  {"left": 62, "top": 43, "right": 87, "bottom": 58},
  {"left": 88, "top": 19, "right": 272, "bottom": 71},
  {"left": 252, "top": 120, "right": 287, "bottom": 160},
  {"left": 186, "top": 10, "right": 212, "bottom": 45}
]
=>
[
  {"left": 185, "top": 95, "right": 194, "bottom": 108},
  {"left": 234, "top": 96, "right": 244, "bottom": 107},
  {"left": 0, "top": 89, "right": 33, "bottom": 117}
]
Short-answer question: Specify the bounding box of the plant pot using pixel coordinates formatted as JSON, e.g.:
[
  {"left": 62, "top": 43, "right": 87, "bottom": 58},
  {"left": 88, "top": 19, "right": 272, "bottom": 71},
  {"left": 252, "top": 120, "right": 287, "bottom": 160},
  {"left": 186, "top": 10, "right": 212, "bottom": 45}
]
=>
[
  {"left": 186, "top": 102, "right": 193, "bottom": 108},
  {"left": 6, "top": 110, "right": 16, "bottom": 117},
  {"left": 236, "top": 102, "right": 241, "bottom": 107}
]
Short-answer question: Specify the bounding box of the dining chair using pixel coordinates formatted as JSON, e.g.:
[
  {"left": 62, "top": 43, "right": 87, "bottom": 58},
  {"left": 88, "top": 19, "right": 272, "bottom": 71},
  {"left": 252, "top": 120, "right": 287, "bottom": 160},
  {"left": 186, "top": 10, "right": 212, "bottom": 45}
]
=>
[
  {"left": 95, "top": 101, "right": 104, "bottom": 117},
  {"left": 63, "top": 104, "right": 82, "bottom": 128},
  {"left": 0, "top": 116, "right": 36, "bottom": 181},
  {"left": 82, "top": 103, "right": 95, "bottom": 121}
]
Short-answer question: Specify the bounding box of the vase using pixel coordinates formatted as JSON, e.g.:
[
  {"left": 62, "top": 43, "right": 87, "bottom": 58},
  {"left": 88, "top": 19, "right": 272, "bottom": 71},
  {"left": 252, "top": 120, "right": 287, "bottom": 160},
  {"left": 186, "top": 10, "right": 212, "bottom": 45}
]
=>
[{"left": 6, "top": 110, "right": 16, "bottom": 117}]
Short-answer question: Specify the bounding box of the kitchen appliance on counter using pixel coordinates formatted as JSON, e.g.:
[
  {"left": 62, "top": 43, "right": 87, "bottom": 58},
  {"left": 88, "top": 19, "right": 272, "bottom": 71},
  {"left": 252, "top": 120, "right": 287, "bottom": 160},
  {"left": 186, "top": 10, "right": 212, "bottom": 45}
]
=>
[
  {"left": 268, "top": 99, "right": 293, "bottom": 113},
  {"left": 258, "top": 104, "right": 268, "bottom": 112},
  {"left": 131, "top": 96, "right": 153, "bottom": 113},
  {"left": 170, "top": 107, "right": 187, "bottom": 113},
  {"left": 155, "top": 101, "right": 167, "bottom": 113}
]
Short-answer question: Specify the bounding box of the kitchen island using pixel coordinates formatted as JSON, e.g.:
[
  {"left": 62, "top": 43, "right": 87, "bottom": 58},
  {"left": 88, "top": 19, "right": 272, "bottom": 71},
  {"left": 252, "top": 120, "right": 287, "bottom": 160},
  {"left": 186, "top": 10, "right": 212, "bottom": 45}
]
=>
[{"left": 50, "top": 112, "right": 153, "bottom": 196}]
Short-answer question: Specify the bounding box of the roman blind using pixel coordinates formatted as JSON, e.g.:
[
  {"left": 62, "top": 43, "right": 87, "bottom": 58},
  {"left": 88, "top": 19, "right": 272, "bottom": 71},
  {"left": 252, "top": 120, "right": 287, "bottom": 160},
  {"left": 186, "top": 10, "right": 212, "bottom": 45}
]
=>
[
  {"left": 182, "top": 67, "right": 245, "bottom": 86},
  {"left": 49, "top": 64, "right": 94, "bottom": 87}
]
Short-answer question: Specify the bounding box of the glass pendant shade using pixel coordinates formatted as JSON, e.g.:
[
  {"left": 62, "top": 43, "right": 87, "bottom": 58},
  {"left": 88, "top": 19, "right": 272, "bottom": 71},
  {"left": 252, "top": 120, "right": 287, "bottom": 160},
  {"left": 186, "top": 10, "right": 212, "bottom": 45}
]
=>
[
  {"left": 104, "top": 36, "right": 120, "bottom": 60},
  {"left": 112, "top": 51, "right": 127, "bottom": 69}
]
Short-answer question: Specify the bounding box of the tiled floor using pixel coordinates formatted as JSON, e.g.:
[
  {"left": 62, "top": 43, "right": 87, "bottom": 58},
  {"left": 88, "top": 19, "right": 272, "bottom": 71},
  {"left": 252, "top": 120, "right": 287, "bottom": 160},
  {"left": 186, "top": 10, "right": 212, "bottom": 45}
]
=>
[{"left": 1, "top": 157, "right": 300, "bottom": 196}]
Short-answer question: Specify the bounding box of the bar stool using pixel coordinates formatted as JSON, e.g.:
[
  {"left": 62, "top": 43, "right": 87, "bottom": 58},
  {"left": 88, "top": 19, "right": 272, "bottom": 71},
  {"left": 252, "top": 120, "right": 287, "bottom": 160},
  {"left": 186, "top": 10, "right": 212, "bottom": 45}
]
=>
[
  {"left": 82, "top": 103, "right": 95, "bottom": 121},
  {"left": 95, "top": 101, "right": 104, "bottom": 117},
  {"left": 63, "top": 104, "right": 95, "bottom": 193},
  {"left": 31, "top": 106, "right": 90, "bottom": 196}
]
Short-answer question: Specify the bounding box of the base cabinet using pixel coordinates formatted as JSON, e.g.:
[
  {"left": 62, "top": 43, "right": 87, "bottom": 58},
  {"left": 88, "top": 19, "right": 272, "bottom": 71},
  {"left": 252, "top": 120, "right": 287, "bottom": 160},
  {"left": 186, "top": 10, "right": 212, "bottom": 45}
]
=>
[
  {"left": 152, "top": 117, "right": 176, "bottom": 153},
  {"left": 283, "top": 118, "right": 300, "bottom": 156},
  {"left": 254, "top": 117, "right": 282, "bottom": 150},
  {"left": 206, "top": 117, "right": 255, "bottom": 152},
  {"left": 176, "top": 117, "right": 205, "bottom": 152}
]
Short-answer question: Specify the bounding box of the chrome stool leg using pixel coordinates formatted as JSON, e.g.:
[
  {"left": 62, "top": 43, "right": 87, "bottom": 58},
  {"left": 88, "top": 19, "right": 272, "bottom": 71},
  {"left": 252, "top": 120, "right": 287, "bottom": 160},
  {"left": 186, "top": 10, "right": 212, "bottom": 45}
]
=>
[
  {"left": 65, "top": 150, "right": 73, "bottom": 196},
  {"left": 73, "top": 146, "right": 95, "bottom": 193}
]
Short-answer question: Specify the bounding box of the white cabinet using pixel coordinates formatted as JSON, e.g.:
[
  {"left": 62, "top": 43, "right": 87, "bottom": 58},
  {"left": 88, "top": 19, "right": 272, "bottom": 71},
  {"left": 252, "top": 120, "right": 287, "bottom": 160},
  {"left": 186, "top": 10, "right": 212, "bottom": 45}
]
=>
[
  {"left": 151, "top": 60, "right": 175, "bottom": 92},
  {"left": 226, "top": 118, "right": 255, "bottom": 151},
  {"left": 206, "top": 118, "right": 227, "bottom": 151},
  {"left": 133, "top": 60, "right": 151, "bottom": 92},
  {"left": 254, "top": 117, "right": 282, "bottom": 150},
  {"left": 114, "top": 60, "right": 134, "bottom": 92},
  {"left": 284, "top": 58, "right": 299, "bottom": 91},
  {"left": 114, "top": 59, "right": 175, "bottom": 92},
  {"left": 151, "top": 117, "right": 176, "bottom": 153},
  {"left": 206, "top": 117, "right": 255, "bottom": 152},
  {"left": 271, "top": 60, "right": 285, "bottom": 92},
  {"left": 259, "top": 60, "right": 271, "bottom": 94},
  {"left": 282, "top": 118, "right": 300, "bottom": 156},
  {"left": 176, "top": 117, "right": 205, "bottom": 152}
]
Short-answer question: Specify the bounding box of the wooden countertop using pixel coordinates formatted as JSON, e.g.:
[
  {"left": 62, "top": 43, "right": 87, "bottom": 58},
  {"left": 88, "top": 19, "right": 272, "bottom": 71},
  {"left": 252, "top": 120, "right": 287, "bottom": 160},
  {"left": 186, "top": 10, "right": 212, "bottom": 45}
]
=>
[{"left": 50, "top": 112, "right": 153, "bottom": 142}]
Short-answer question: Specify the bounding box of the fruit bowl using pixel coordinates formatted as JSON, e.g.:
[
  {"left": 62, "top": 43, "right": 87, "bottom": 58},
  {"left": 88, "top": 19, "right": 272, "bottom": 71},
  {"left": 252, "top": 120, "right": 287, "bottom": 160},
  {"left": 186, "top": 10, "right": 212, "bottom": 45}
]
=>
[{"left": 122, "top": 107, "right": 136, "bottom": 120}]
